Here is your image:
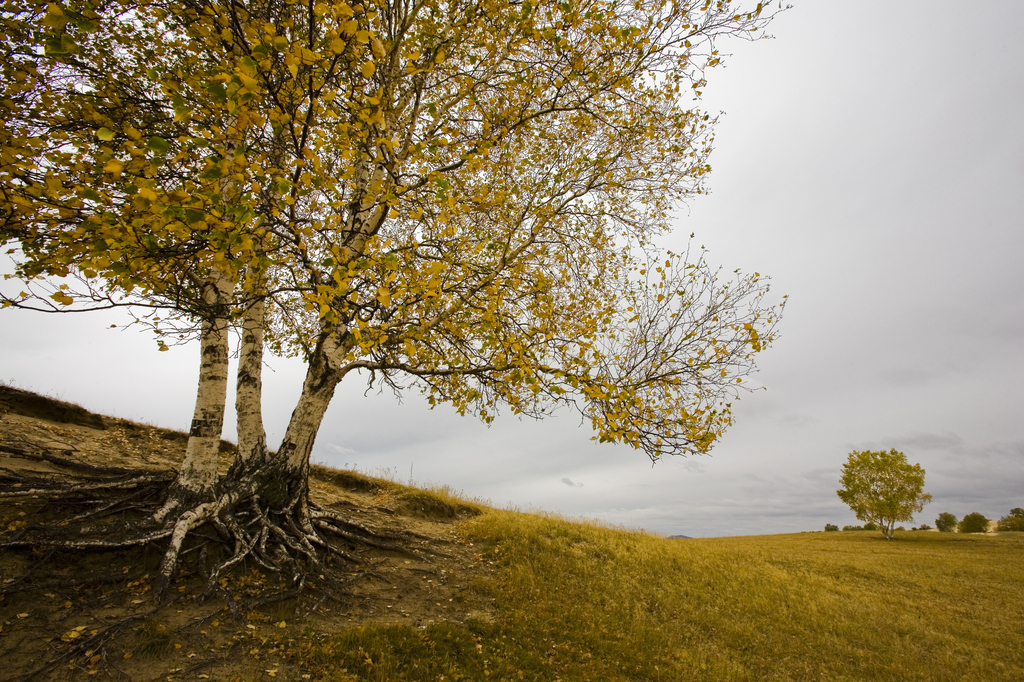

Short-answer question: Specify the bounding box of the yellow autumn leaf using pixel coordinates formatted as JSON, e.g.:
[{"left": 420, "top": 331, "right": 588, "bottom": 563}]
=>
[
  {"left": 237, "top": 72, "right": 260, "bottom": 90},
  {"left": 103, "top": 159, "right": 124, "bottom": 175},
  {"left": 360, "top": 61, "right": 375, "bottom": 78}
]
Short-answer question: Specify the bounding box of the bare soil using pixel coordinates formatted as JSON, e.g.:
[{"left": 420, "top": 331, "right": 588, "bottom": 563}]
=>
[{"left": 0, "top": 385, "right": 495, "bottom": 681}]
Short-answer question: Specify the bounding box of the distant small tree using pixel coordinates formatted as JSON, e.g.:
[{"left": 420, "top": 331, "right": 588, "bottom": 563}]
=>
[
  {"left": 824, "top": 524, "right": 839, "bottom": 532},
  {"left": 917, "top": 524, "right": 931, "bottom": 531},
  {"left": 837, "top": 449, "right": 932, "bottom": 540},
  {"left": 996, "top": 508, "right": 1024, "bottom": 532},
  {"left": 958, "top": 512, "right": 991, "bottom": 534},
  {"left": 935, "top": 512, "right": 958, "bottom": 532}
]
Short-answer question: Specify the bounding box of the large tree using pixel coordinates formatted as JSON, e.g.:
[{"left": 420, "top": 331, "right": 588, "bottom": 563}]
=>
[
  {"left": 837, "top": 449, "right": 932, "bottom": 540},
  {"left": 2, "top": 0, "right": 783, "bottom": 588}
]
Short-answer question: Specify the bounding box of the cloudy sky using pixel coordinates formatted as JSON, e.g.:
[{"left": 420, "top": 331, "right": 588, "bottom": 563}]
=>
[{"left": 2, "top": 1, "right": 1022, "bottom": 537}]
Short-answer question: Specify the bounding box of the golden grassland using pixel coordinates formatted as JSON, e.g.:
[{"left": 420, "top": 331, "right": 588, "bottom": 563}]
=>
[{"left": 302, "top": 510, "right": 1024, "bottom": 681}]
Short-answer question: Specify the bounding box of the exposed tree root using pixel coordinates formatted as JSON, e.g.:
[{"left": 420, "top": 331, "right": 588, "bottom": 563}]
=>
[
  {"left": 0, "top": 441, "right": 470, "bottom": 680},
  {"left": 0, "top": 399, "right": 491, "bottom": 681},
  {"left": 1, "top": 442, "right": 436, "bottom": 600}
]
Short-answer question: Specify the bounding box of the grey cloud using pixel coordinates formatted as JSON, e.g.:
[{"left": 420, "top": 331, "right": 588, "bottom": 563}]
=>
[
  {"left": 803, "top": 467, "right": 839, "bottom": 483},
  {"left": 561, "top": 477, "right": 584, "bottom": 488},
  {"left": 882, "top": 368, "right": 934, "bottom": 387},
  {"left": 682, "top": 460, "right": 708, "bottom": 474},
  {"left": 854, "top": 432, "right": 966, "bottom": 454},
  {"left": 851, "top": 439, "right": 1024, "bottom": 520},
  {"left": 890, "top": 432, "right": 966, "bottom": 453},
  {"left": 778, "top": 413, "right": 818, "bottom": 428}
]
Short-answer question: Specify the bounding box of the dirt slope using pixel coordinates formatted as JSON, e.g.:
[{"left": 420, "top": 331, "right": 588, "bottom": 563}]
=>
[{"left": 0, "top": 385, "right": 495, "bottom": 681}]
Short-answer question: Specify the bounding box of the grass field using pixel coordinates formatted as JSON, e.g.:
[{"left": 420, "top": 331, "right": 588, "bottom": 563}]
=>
[
  {"left": 305, "top": 513, "right": 1024, "bottom": 681},
  {"left": 2, "top": 388, "right": 1021, "bottom": 680}
]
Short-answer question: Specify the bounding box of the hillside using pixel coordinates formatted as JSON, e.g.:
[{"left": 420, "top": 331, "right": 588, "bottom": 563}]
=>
[{"left": 2, "top": 386, "right": 1023, "bottom": 681}]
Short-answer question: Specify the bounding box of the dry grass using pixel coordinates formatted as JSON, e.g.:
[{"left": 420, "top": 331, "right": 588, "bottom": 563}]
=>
[{"left": 302, "top": 512, "right": 1024, "bottom": 681}]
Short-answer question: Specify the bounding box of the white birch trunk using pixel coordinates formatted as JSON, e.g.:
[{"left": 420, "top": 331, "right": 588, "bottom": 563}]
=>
[
  {"left": 274, "top": 333, "right": 352, "bottom": 476},
  {"left": 175, "top": 271, "right": 233, "bottom": 497},
  {"left": 235, "top": 296, "right": 266, "bottom": 465}
]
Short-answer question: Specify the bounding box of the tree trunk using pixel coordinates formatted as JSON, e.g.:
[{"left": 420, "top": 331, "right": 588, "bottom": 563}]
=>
[
  {"left": 160, "top": 272, "right": 233, "bottom": 516},
  {"left": 237, "top": 332, "right": 351, "bottom": 508},
  {"left": 152, "top": 327, "right": 354, "bottom": 587},
  {"left": 235, "top": 296, "right": 267, "bottom": 466}
]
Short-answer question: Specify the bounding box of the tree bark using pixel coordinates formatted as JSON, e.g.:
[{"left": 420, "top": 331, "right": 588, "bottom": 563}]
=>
[
  {"left": 235, "top": 296, "right": 267, "bottom": 466},
  {"left": 162, "top": 271, "right": 233, "bottom": 512},
  {"left": 252, "top": 332, "right": 351, "bottom": 507}
]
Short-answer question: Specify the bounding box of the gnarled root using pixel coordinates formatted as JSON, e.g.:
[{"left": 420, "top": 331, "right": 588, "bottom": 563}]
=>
[
  {"left": 1, "top": 442, "right": 428, "bottom": 600},
  {"left": 0, "top": 442, "right": 455, "bottom": 682}
]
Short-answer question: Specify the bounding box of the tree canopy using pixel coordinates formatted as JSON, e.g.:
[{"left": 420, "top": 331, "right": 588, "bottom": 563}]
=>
[
  {"left": 935, "top": 511, "right": 957, "bottom": 532},
  {"left": 957, "top": 512, "right": 990, "bottom": 534},
  {"left": 996, "top": 508, "right": 1024, "bottom": 532},
  {"left": 2, "top": 0, "right": 784, "bottom": 588},
  {"left": 837, "top": 449, "right": 931, "bottom": 541}
]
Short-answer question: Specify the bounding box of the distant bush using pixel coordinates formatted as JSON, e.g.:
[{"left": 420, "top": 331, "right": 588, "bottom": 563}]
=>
[
  {"left": 996, "top": 508, "right": 1024, "bottom": 532},
  {"left": 917, "top": 524, "right": 931, "bottom": 531},
  {"left": 841, "top": 523, "right": 879, "bottom": 531},
  {"left": 935, "top": 512, "right": 958, "bottom": 532},
  {"left": 958, "top": 512, "right": 990, "bottom": 534},
  {"left": 824, "top": 524, "right": 838, "bottom": 532}
]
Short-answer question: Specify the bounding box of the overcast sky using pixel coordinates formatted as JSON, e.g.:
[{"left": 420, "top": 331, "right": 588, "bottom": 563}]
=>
[{"left": 2, "top": 1, "right": 1022, "bottom": 537}]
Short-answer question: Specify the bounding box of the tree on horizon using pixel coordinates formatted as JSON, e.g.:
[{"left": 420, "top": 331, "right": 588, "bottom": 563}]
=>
[{"left": 837, "top": 449, "right": 931, "bottom": 540}]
